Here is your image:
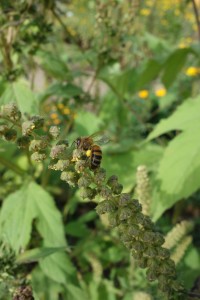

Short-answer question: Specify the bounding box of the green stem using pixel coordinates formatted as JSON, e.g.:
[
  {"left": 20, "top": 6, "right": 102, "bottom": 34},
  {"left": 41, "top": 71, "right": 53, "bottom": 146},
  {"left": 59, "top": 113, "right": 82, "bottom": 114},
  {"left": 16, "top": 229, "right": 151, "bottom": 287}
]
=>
[{"left": 0, "top": 156, "right": 25, "bottom": 176}]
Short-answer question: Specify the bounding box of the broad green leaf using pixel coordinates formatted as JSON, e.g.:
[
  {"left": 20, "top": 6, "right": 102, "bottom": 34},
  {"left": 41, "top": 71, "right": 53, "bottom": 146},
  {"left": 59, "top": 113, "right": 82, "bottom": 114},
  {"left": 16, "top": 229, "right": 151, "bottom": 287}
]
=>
[
  {"left": 157, "top": 127, "right": 200, "bottom": 198},
  {"left": 0, "top": 181, "right": 75, "bottom": 284},
  {"left": 162, "top": 48, "right": 194, "bottom": 88},
  {"left": 65, "top": 221, "right": 90, "bottom": 237},
  {"left": 74, "top": 110, "right": 102, "bottom": 136},
  {"left": 16, "top": 247, "right": 67, "bottom": 264},
  {"left": 41, "top": 82, "right": 83, "bottom": 100},
  {"left": 0, "top": 80, "right": 38, "bottom": 114},
  {"left": 0, "top": 184, "right": 37, "bottom": 252},
  {"left": 136, "top": 59, "right": 163, "bottom": 90},
  {"left": 147, "top": 95, "right": 200, "bottom": 141}
]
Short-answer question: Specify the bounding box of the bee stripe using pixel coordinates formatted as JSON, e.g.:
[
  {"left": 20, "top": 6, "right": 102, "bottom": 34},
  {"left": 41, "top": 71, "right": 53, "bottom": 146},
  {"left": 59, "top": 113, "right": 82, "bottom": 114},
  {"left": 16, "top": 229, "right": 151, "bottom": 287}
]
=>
[
  {"left": 92, "top": 155, "right": 102, "bottom": 160},
  {"left": 93, "top": 150, "right": 102, "bottom": 154}
]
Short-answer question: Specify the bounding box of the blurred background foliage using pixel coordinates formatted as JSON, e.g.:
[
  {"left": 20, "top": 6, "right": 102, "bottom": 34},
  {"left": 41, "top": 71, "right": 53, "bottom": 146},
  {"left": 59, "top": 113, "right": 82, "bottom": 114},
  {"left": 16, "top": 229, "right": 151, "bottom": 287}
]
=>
[{"left": 0, "top": 0, "right": 200, "bottom": 299}]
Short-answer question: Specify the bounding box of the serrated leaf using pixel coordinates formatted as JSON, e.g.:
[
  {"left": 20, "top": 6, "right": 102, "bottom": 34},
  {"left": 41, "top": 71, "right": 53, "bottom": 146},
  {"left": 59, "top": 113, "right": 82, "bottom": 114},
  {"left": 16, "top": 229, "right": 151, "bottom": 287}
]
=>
[
  {"left": 16, "top": 247, "right": 66, "bottom": 264},
  {"left": 0, "top": 181, "right": 75, "bottom": 284},
  {"left": 157, "top": 127, "right": 200, "bottom": 198},
  {"left": 162, "top": 48, "right": 194, "bottom": 88},
  {"left": 147, "top": 95, "right": 200, "bottom": 141},
  {"left": 0, "top": 80, "right": 38, "bottom": 114}
]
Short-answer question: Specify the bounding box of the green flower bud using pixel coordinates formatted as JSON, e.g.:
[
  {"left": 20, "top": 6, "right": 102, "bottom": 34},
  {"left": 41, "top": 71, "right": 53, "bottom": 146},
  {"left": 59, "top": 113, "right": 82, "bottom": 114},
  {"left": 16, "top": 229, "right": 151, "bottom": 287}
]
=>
[
  {"left": 0, "top": 124, "right": 9, "bottom": 136},
  {"left": 78, "top": 176, "right": 92, "bottom": 188},
  {"left": 119, "top": 193, "right": 132, "bottom": 206},
  {"left": 30, "top": 115, "right": 44, "bottom": 129},
  {"left": 157, "top": 247, "right": 170, "bottom": 259},
  {"left": 29, "top": 139, "right": 47, "bottom": 152},
  {"left": 99, "top": 186, "right": 112, "bottom": 199},
  {"left": 94, "top": 168, "right": 106, "bottom": 185},
  {"left": 22, "top": 120, "right": 35, "bottom": 135},
  {"left": 48, "top": 160, "right": 70, "bottom": 171},
  {"left": 132, "top": 250, "right": 142, "bottom": 260},
  {"left": 145, "top": 246, "right": 158, "bottom": 258},
  {"left": 118, "top": 206, "right": 133, "bottom": 221},
  {"left": 118, "top": 223, "right": 129, "bottom": 233},
  {"left": 108, "top": 212, "right": 119, "bottom": 227},
  {"left": 137, "top": 257, "right": 148, "bottom": 269},
  {"left": 140, "top": 231, "right": 155, "bottom": 243},
  {"left": 120, "top": 232, "right": 133, "bottom": 243},
  {"left": 132, "top": 241, "right": 145, "bottom": 252},
  {"left": 31, "top": 152, "right": 46, "bottom": 162},
  {"left": 159, "top": 261, "right": 176, "bottom": 276},
  {"left": 60, "top": 171, "right": 78, "bottom": 186},
  {"left": 75, "top": 160, "right": 86, "bottom": 172},
  {"left": 107, "top": 175, "right": 118, "bottom": 186},
  {"left": 49, "top": 126, "right": 60, "bottom": 139},
  {"left": 50, "top": 145, "right": 67, "bottom": 159},
  {"left": 72, "top": 149, "right": 85, "bottom": 161},
  {"left": 128, "top": 224, "right": 140, "bottom": 238},
  {"left": 3, "top": 103, "right": 21, "bottom": 121},
  {"left": 4, "top": 129, "right": 17, "bottom": 141},
  {"left": 17, "top": 136, "right": 31, "bottom": 149},
  {"left": 152, "top": 233, "right": 165, "bottom": 246},
  {"left": 96, "top": 200, "right": 117, "bottom": 215},
  {"left": 80, "top": 187, "right": 96, "bottom": 199},
  {"left": 170, "top": 280, "right": 184, "bottom": 292},
  {"left": 142, "top": 216, "right": 154, "bottom": 230},
  {"left": 146, "top": 269, "right": 157, "bottom": 282}
]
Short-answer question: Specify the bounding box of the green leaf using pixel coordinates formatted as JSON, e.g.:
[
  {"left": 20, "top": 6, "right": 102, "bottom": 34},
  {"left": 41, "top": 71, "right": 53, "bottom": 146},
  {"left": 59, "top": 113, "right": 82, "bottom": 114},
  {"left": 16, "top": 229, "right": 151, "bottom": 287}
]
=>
[
  {"left": 0, "top": 181, "right": 75, "bottom": 284},
  {"left": 42, "top": 82, "right": 83, "bottom": 99},
  {"left": 16, "top": 247, "right": 67, "bottom": 264},
  {"left": 147, "top": 95, "right": 200, "bottom": 141},
  {"left": 0, "top": 80, "right": 38, "bottom": 114},
  {"left": 74, "top": 110, "right": 103, "bottom": 136},
  {"left": 66, "top": 221, "right": 89, "bottom": 237},
  {"left": 155, "top": 127, "right": 200, "bottom": 211},
  {"left": 136, "top": 59, "right": 163, "bottom": 90},
  {"left": 162, "top": 48, "right": 194, "bottom": 88}
]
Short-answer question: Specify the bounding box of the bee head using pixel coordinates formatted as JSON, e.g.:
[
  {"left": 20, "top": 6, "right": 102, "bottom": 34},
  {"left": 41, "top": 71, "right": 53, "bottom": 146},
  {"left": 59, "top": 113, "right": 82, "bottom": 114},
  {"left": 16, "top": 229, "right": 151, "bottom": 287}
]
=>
[{"left": 75, "top": 137, "right": 81, "bottom": 148}]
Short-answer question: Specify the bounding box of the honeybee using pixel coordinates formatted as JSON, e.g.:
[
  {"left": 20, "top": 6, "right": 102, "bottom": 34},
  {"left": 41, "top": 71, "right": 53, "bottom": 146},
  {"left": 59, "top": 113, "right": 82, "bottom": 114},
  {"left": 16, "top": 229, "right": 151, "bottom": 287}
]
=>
[{"left": 75, "top": 132, "right": 109, "bottom": 169}]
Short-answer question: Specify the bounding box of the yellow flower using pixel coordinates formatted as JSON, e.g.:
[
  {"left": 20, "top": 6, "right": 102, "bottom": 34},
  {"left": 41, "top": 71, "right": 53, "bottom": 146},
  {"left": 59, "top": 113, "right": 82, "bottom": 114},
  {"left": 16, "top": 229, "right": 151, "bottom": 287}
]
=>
[
  {"left": 53, "top": 118, "right": 61, "bottom": 125},
  {"left": 63, "top": 107, "right": 71, "bottom": 115},
  {"left": 138, "top": 90, "right": 149, "bottom": 99},
  {"left": 140, "top": 8, "right": 151, "bottom": 16},
  {"left": 185, "top": 67, "right": 200, "bottom": 77},
  {"left": 57, "top": 103, "right": 64, "bottom": 109},
  {"left": 50, "top": 112, "right": 59, "bottom": 119},
  {"left": 155, "top": 88, "right": 167, "bottom": 97}
]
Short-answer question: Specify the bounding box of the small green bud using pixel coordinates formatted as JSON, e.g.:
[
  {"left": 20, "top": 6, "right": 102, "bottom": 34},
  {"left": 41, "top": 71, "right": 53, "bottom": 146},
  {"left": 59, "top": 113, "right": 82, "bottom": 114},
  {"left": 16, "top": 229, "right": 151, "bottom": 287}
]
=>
[
  {"left": 31, "top": 152, "right": 46, "bottom": 162},
  {"left": 132, "top": 250, "right": 142, "bottom": 260},
  {"left": 29, "top": 139, "right": 48, "bottom": 152},
  {"left": 140, "top": 231, "right": 155, "bottom": 243},
  {"left": 99, "top": 186, "right": 112, "bottom": 199},
  {"left": 152, "top": 233, "right": 165, "bottom": 246},
  {"left": 80, "top": 187, "right": 96, "bottom": 199},
  {"left": 75, "top": 160, "right": 86, "bottom": 172},
  {"left": 107, "top": 175, "right": 123, "bottom": 194},
  {"left": 50, "top": 145, "right": 67, "bottom": 159},
  {"left": 119, "top": 193, "right": 132, "bottom": 206},
  {"left": 17, "top": 136, "right": 31, "bottom": 149},
  {"left": 137, "top": 257, "right": 148, "bottom": 269},
  {"left": 22, "top": 120, "right": 35, "bottom": 135},
  {"left": 118, "top": 206, "right": 133, "bottom": 221},
  {"left": 118, "top": 223, "right": 129, "bottom": 233},
  {"left": 157, "top": 247, "right": 170, "bottom": 259},
  {"left": 30, "top": 115, "right": 44, "bottom": 129},
  {"left": 170, "top": 280, "right": 184, "bottom": 292},
  {"left": 94, "top": 168, "right": 106, "bottom": 185},
  {"left": 146, "top": 269, "right": 157, "bottom": 282},
  {"left": 120, "top": 232, "right": 133, "bottom": 243},
  {"left": 49, "top": 159, "right": 70, "bottom": 171},
  {"left": 159, "top": 261, "right": 176, "bottom": 276},
  {"left": 132, "top": 241, "right": 145, "bottom": 252},
  {"left": 78, "top": 176, "right": 92, "bottom": 188},
  {"left": 96, "top": 200, "right": 117, "bottom": 214},
  {"left": 0, "top": 124, "right": 9, "bottom": 136},
  {"left": 145, "top": 246, "right": 158, "bottom": 258},
  {"left": 142, "top": 216, "right": 154, "bottom": 229},
  {"left": 60, "top": 171, "right": 78, "bottom": 186},
  {"left": 72, "top": 149, "right": 85, "bottom": 161},
  {"left": 128, "top": 224, "right": 140, "bottom": 238},
  {"left": 3, "top": 103, "right": 21, "bottom": 121},
  {"left": 108, "top": 212, "right": 119, "bottom": 227},
  {"left": 49, "top": 126, "right": 60, "bottom": 139},
  {"left": 4, "top": 129, "right": 17, "bottom": 141}
]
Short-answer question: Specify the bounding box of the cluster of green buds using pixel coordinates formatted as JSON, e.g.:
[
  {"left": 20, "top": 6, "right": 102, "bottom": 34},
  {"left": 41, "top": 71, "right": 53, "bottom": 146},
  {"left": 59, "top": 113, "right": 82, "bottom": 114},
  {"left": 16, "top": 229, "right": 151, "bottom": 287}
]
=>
[{"left": 0, "top": 104, "right": 187, "bottom": 299}]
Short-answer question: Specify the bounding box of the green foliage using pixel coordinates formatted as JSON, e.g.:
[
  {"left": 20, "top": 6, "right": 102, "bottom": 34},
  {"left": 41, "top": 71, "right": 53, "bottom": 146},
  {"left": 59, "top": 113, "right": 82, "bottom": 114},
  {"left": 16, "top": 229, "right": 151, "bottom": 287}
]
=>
[{"left": 0, "top": 0, "right": 200, "bottom": 299}]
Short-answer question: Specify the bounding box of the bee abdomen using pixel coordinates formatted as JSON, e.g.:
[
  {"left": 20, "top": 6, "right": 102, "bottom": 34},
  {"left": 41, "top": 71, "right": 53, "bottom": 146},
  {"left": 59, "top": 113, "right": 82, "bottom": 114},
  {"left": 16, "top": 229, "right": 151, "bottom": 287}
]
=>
[{"left": 91, "top": 145, "right": 102, "bottom": 169}]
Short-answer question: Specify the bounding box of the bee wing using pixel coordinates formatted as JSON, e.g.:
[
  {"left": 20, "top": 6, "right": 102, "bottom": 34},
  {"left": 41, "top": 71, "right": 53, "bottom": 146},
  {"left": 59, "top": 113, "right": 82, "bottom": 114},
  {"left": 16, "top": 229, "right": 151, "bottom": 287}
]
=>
[{"left": 89, "top": 131, "right": 109, "bottom": 145}]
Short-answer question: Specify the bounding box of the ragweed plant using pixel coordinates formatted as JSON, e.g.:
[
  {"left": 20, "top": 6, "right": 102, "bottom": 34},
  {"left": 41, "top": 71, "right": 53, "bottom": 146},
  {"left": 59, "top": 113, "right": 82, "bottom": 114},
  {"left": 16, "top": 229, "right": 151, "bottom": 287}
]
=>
[{"left": 0, "top": 103, "right": 193, "bottom": 300}]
